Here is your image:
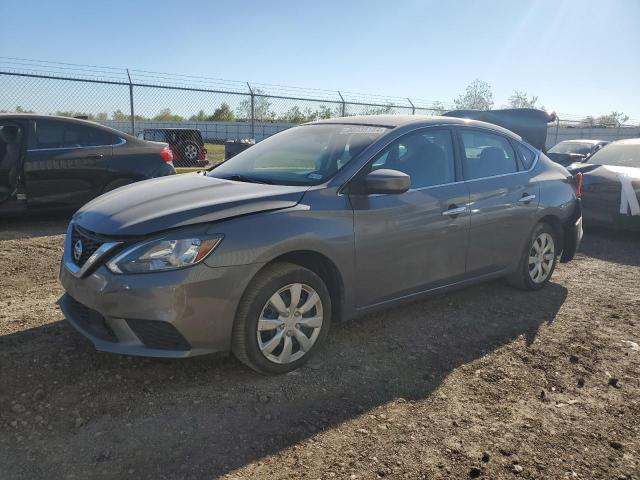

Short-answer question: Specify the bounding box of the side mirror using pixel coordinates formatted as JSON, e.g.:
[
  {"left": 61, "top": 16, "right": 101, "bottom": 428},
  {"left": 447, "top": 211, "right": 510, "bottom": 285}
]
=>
[{"left": 360, "top": 169, "right": 410, "bottom": 195}]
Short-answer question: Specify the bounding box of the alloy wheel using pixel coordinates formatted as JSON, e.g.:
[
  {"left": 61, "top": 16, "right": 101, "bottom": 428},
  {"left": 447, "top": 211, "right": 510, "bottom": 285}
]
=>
[
  {"left": 184, "top": 144, "right": 198, "bottom": 160},
  {"left": 256, "top": 283, "right": 323, "bottom": 364},
  {"left": 528, "top": 232, "right": 555, "bottom": 283}
]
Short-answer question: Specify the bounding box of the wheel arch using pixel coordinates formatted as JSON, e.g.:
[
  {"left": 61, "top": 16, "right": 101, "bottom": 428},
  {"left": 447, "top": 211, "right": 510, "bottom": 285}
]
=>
[
  {"left": 258, "top": 250, "right": 345, "bottom": 322},
  {"left": 537, "top": 213, "right": 563, "bottom": 246}
]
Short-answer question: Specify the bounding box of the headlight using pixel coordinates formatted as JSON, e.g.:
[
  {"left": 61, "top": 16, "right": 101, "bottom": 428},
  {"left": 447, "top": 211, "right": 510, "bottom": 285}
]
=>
[{"left": 106, "top": 237, "right": 222, "bottom": 274}]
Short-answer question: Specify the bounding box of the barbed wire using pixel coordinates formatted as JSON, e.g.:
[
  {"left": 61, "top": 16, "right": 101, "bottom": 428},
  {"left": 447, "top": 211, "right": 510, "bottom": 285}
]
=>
[{"left": 0, "top": 57, "right": 637, "bottom": 126}]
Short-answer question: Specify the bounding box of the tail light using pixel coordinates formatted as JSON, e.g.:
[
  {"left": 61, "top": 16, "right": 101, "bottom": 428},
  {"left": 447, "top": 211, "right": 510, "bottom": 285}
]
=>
[
  {"left": 159, "top": 146, "right": 174, "bottom": 163},
  {"left": 575, "top": 172, "right": 583, "bottom": 198}
]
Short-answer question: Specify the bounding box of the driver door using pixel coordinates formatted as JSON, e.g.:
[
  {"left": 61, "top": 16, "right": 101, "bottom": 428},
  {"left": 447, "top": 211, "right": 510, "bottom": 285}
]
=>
[{"left": 349, "top": 127, "right": 470, "bottom": 308}]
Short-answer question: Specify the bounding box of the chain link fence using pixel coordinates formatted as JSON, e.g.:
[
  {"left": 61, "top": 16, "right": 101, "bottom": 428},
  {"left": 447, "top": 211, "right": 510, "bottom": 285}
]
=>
[{"left": 1, "top": 57, "right": 638, "bottom": 149}]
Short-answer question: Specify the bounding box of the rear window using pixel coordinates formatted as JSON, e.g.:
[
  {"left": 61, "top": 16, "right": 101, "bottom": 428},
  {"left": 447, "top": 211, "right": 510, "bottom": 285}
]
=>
[
  {"left": 587, "top": 143, "right": 640, "bottom": 168},
  {"left": 34, "top": 120, "right": 115, "bottom": 149},
  {"left": 514, "top": 142, "right": 537, "bottom": 169},
  {"left": 145, "top": 130, "right": 203, "bottom": 145}
]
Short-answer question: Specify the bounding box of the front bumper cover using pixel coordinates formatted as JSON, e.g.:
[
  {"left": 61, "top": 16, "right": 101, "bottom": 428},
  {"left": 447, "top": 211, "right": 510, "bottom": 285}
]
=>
[{"left": 59, "top": 260, "right": 263, "bottom": 358}]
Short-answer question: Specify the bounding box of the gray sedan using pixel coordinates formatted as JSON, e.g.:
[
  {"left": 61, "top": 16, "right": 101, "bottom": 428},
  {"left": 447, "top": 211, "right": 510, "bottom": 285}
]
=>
[{"left": 59, "top": 115, "right": 583, "bottom": 373}]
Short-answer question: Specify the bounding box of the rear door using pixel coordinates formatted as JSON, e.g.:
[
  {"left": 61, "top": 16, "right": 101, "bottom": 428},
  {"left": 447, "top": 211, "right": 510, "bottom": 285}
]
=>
[
  {"left": 350, "top": 127, "right": 470, "bottom": 308},
  {"left": 457, "top": 128, "right": 540, "bottom": 276},
  {"left": 24, "top": 119, "right": 114, "bottom": 207}
]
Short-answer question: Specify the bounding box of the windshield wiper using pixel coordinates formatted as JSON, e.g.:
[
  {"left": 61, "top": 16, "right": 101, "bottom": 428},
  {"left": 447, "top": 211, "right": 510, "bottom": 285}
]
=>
[{"left": 220, "top": 174, "right": 273, "bottom": 185}]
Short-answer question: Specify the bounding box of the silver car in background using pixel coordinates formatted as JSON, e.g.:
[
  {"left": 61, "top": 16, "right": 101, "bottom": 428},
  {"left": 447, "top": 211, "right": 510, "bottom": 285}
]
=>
[{"left": 59, "top": 115, "right": 582, "bottom": 374}]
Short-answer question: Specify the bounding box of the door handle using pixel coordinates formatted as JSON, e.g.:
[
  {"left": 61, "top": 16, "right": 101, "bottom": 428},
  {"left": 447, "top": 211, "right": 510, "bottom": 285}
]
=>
[
  {"left": 86, "top": 154, "right": 104, "bottom": 159},
  {"left": 442, "top": 206, "right": 468, "bottom": 217},
  {"left": 518, "top": 194, "right": 536, "bottom": 204}
]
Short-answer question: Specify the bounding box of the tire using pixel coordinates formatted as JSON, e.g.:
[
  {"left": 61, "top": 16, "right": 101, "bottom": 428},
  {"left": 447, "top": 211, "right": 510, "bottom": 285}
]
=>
[
  {"left": 103, "top": 178, "right": 133, "bottom": 194},
  {"left": 181, "top": 141, "right": 200, "bottom": 165},
  {"left": 231, "top": 262, "right": 332, "bottom": 374},
  {"left": 507, "top": 222, "right": 558, "bottom": 290}
]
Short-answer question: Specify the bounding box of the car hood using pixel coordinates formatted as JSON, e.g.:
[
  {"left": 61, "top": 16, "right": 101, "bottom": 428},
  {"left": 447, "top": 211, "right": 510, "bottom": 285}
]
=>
[{"left": 73, "top": 173, "right": 309, "bottom": 236}]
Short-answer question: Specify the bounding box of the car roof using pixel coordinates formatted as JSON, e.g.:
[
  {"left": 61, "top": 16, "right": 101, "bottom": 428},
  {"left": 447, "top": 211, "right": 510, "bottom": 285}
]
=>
[
  {"left": 609, "top": 138, "right": 640, "bottom": 146},
  {"left": 558, "top": 139, "right": 608, "bottom": 144},
  {"left": 0, "top": 113, "right": 137, "bottom": 140},
  {"left": 306, "top": 114, "right": 521, "bottom": 140},
  {"left": 143, "top": 128, "right": 201, "bottom": 131}
]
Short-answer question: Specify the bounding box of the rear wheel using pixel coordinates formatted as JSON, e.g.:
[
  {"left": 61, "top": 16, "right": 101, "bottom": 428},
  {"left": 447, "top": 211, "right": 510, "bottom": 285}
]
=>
[
  {"left": 507, "top": 222, "right": 558, "bottom": 290},
  {"left": 231, "top": 262, "right": 331, "bottom": 374}
]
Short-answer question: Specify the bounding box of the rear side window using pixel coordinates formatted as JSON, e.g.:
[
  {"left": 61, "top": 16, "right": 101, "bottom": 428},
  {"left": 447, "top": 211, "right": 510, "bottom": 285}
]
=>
[
  {"left": 514, "top": 142, "right": 537, "bottom": 169},
  {"left": 35, "top": 120, "right": 115, "bottom": 149},
  {"left": 370, "top": 128, "right": 455, "bottom": 189},
  {"left": 460, "top": 130, "right": 518, "bottom": 180}
]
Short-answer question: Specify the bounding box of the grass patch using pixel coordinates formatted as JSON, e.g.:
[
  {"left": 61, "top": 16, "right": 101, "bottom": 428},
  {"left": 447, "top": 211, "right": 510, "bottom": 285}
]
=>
[{"left": 205, "top": 143, "right": 225, "bottom": 165}]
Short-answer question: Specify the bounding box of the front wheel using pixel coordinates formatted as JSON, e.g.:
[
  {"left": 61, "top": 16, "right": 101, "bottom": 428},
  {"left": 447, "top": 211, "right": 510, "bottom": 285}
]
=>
[
  {"left": 507, "top": 222, "right": 558, "bottom": 290},
  {"left": 231, "top": 262, "right": 331, "bottom": 374}
]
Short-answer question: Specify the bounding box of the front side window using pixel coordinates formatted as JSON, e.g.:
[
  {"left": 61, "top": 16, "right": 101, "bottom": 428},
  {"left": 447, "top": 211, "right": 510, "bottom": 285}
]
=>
[
  {"left": 209, "top": 124, "right": 389, "bottom": 186},
  {"left": 460, "top": 130, "right": 518, "bottom": 180},
  {"left": 368, "top": 128, "right": 455, "bottom": 189},
  {"left": 35, "top": 120, "right": 114, "bottom": 149}
]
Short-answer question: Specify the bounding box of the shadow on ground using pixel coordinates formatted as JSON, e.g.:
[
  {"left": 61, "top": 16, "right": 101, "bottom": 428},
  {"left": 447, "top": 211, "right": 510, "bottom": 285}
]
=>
[
  {"left": 579, "top": 227, "right": 640, "bottom": 267},
  {"left": 0, "top": 279, "right": 567, "bottom": 479},
  {"left": 0, "top": 213, "right": 70, "bottom": 240}
]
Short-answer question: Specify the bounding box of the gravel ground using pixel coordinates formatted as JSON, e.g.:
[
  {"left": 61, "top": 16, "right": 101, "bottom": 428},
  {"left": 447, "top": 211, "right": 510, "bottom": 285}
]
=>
[{"left": 0, "top": 216, "right": 638, "bottom": 480}]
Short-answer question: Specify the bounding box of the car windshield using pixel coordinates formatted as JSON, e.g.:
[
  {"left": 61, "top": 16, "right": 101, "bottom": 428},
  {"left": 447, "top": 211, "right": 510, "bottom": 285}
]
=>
[
  {"left": 208, "top": 124, "right": 389, "bottom": 185},
  {"left": 587, "top": 143, "right": 640, "bottom": 168},
  {"left": 548, "top": 142, "right": 593, "bottom": 155}
]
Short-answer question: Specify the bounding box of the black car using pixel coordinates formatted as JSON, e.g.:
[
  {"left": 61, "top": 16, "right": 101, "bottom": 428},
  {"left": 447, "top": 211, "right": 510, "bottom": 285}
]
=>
[
  {"left": 141, "top": 128, "right": 207, "bottom": 167},
  {"left": 567, "top": 138, "right": 640, "bottom": 230},
  {"left": 547, "top": 139, "right": 609, "bottom": 166},
  {"left": 0, "top": 114, "right": 175, "bottom": 213}
]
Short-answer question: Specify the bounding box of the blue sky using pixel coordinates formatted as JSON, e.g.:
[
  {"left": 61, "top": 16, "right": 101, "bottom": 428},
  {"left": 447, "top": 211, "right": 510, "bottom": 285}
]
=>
[{"left": 1, "top": 0, "right": 639, "bottom": 119}]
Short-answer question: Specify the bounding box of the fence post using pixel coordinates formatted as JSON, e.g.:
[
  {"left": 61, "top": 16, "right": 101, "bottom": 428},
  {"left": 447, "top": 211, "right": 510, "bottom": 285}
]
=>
[
  {"left": 555, "top": 116, "right": 560, "bottom": 146},
  {"left": 126, "top": 69, "right": 135, "bottom": 135},
  {"left": 338, "top": 91, "right": 346, "bottom": 117},
  {"left": 407, "top": 98, "right": 415, "bottom": 115},
  {"left": 247, "top": 82, "right": 255, "bottom": 139}
]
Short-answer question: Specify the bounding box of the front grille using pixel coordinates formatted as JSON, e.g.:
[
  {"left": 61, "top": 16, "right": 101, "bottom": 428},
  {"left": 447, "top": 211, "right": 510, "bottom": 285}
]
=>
[
  {"left": 67, "top": 296, "right": 117, "bottom": 342},
  {"left": 126, "top": 319, "right": 191, "bottom": 351},
  {"left": 70, "top": 226, "right": 103, "bottom": 267}
]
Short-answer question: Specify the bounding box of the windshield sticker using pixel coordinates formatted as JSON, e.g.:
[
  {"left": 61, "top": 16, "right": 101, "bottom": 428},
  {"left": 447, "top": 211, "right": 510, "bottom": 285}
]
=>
[
  {"left": 307, "top": 173, "right": 323, "bottom": 180},
  {"left": 338, "top": 126, "right": 387, "bottom": 135}
]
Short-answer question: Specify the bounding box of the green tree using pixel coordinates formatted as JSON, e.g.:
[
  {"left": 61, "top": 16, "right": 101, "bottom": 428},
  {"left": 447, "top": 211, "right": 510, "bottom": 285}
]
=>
[
  {"left": 316, "top": 105, "right": 336, "bottom": 119},
  {"left": 595, "top": 111, "right": 629, "bottom": 127},
  {"left": 153, "top": 108, "right": 184, "bottom": 122},
  {"left": 209, "top": 102, "right": 235, "bottom": 121},
  {"left": 360, "top": 103, "right": 395, "bottom": 115},
  {"left": 580, "top": 116, "right": 596, "bottom": 127},
  {"left": 237, "top": 90, "right": 275, "bottom": 122},
  {"left": 429, "top": 101, "right": 447, "bottom": 115},
  {"left": 507, "top": 90, "right": 539, "bottom": 109},
  {"left": 454, "top": 79, "right": 494, "bottom": 110},
  {"left": 189, "top": 110, "right": 208, "bottom": 121},
  {"left": 112, "top": 109, "right": 146, "bottom": 121}
]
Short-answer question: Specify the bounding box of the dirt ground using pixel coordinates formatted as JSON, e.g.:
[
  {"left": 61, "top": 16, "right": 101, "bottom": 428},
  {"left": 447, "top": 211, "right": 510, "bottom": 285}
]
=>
[{"left": 0, "top": 216, "right": 638, "bottom": 480}]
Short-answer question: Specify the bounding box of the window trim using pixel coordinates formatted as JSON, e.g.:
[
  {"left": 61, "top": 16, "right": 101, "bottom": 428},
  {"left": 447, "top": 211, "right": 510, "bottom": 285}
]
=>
[{"left": 455, "top": 127, "right": 537, "bottom": 182}]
